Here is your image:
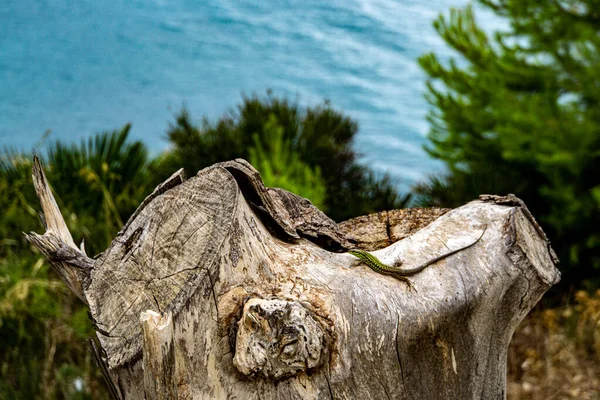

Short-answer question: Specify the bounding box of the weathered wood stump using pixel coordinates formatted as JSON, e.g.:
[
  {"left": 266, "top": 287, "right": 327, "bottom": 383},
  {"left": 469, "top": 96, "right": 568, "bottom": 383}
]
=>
[{"left": 26, "top": 157, "right": 560, "bottom": 399}]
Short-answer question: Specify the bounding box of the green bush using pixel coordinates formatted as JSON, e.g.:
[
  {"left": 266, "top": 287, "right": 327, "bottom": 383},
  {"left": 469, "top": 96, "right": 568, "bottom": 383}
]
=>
[
  {"left": 249, "top": 114, "right": 327, "bottom": 210},
  {"left": 162, "top": 93, "right": 409, "bottom": 221},
  {"left": 0, "top": 254, "right": 108, "bottom": 399}
]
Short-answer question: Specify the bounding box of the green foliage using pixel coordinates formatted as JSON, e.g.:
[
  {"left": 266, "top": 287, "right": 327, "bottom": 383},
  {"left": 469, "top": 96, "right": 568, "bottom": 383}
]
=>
[
  {"left": 417, "top": 1, "right": 600, "bottom": 288},
  {"left": 0, "top": 254, "right": 109, "bottom": 399},
  {"left": 0, "top": 154, "right": 40, "bottom": 258},
  {"left": 163, "top": 93, "right": 409, "bottom": 221},
  {"left": 249, "top": 114, "right": 327, "bottom": 210},
  {"left": 46, "top": 124, "right": 160, "bottom": 254},
  {"left": 0, "top": 126, "right": 156, "bottom": 399}
]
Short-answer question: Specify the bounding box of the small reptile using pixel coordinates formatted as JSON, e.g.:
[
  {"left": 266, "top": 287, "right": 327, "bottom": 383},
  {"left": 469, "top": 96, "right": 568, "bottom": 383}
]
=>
[{"left": 349, "top": 225, "right": 487, "bottom": 289}]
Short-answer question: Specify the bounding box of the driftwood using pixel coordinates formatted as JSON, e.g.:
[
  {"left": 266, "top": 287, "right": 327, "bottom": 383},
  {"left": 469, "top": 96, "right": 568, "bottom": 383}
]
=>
[{"left": 26, "top": 157, "right": 560, "bottom": 399}]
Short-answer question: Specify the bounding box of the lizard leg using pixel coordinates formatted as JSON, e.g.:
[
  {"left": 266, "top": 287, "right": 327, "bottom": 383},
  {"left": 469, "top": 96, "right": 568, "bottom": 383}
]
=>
[
  {"left": 393, "top": 275, "right": 415, "bottom": 291},
  {"left": 392, "top": 255, "right": 404, "bottom": 268}
]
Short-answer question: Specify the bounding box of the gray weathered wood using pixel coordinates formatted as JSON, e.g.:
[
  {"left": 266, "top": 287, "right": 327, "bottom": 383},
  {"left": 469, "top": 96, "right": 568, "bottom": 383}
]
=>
[
  {"left": 26, "top": 156, "right": 93, "bottom": 303},
  {"left": 141, "top": 310, "right": 177, "bottom": 400},
  {"left": 338, "top": 207, "right": 450, "bottom": 251},
  {"left": 26, "top": 159, "right": 560, "bottom": 399}
]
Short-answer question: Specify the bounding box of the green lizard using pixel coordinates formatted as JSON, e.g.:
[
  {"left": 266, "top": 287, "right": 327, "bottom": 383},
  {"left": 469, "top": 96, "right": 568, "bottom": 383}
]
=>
[{"left": 349, "top": 225, "right": 487, "bottom": 289}]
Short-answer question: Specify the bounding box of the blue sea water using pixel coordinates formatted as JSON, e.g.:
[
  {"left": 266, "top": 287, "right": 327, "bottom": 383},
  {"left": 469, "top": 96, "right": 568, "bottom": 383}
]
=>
[{"left": 0, "top": 0, "right": 501, "bottom": 189}]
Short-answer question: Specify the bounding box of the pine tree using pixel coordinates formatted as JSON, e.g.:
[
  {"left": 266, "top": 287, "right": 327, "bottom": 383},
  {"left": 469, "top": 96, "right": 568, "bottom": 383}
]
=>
[{"left": 417, "top": 1, "right": 600, "bottom": 289}]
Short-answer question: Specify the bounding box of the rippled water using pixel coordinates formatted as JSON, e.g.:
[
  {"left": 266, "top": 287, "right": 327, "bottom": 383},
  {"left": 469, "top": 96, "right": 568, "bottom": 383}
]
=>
[{"left": 0, "top": 0, "right": 500, "bottom": 188}]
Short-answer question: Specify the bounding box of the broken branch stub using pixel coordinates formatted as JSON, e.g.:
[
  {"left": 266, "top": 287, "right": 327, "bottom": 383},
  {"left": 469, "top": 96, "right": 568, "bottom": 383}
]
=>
[
  {"left": 26, "top": 158, "right": 560, "bottom": 399},
  {"left": 25, "top": 156, "right": 93, "bottom": 303}
]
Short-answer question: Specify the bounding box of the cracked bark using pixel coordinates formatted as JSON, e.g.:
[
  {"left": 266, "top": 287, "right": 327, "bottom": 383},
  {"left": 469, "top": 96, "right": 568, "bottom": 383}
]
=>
[{"left": 26, "top": 158, "right": 560, "bottom": 399}]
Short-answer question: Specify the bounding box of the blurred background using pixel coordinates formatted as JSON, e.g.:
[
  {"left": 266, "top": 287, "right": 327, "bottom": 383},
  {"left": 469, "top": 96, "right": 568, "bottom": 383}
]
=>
[{"left": 1, "top": 0, "right": 598, "bottom": 398}]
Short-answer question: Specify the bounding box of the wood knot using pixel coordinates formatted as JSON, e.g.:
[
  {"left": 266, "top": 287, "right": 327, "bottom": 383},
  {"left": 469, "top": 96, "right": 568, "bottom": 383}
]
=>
[{"left": 232, "top": 298, "right": 327, "bottom": 380}]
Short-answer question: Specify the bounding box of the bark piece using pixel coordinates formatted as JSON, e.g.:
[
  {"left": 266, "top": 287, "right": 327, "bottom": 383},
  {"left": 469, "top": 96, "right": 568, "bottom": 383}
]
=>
[
  {"left": 141, "top": 310, "right": 177, "bottom": 400},
  {"left": 220, "top": 159, "right": 350, "bottom": 250},
  {"left": 339, "top": 207, "right": 450, "bottom": 251}
]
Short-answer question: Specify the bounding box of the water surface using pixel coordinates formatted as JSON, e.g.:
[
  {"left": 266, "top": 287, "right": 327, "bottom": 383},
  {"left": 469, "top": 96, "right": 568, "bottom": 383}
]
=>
[{"left": 0, "top": 0, "right": 501, "bottom": 188}]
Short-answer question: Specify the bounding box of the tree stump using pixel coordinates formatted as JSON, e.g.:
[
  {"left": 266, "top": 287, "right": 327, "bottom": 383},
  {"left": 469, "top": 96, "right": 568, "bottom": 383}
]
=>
[{"left": 26, "top": 158, "right": 560, "bottom": 399}]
